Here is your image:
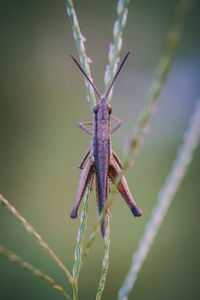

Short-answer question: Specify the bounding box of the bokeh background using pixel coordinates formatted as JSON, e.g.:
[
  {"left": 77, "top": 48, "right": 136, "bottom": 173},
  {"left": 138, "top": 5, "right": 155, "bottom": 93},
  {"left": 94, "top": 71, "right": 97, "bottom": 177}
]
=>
[{"left": 0, "top": 0, "right": 200, "bottom": 299}]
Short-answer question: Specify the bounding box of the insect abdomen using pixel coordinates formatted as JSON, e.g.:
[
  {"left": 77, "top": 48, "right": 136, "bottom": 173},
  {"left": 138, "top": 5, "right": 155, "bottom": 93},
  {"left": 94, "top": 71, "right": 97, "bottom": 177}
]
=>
[{"left": 94, "top": 138, "right": 110, "bottom": 236}]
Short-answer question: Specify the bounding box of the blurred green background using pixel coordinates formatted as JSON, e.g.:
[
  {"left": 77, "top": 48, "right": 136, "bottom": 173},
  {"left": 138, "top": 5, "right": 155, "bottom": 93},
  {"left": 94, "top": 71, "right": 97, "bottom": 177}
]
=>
[{"left": 0, "top": 0, "right": 200, "bottom": 299}]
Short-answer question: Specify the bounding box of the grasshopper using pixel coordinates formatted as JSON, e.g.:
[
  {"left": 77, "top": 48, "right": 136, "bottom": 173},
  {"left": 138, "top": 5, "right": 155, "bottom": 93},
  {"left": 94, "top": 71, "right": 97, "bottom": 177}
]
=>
[{"left": 70, "top": 51, "right": 142, "bottom": 236}]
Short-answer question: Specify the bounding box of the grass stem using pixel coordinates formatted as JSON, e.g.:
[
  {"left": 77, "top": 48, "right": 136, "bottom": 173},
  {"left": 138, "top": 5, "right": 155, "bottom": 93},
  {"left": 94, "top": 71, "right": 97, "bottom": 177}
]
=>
[
  {"left": 123, "top": 0, "right": 188, "bottom": 168},
  {"left": 118, "top": 98, "right": 200, "bottom": 299},
  {"left": 0, "top": 195, "right": 73, "bottom": 284},
  {"left": 104, "top": 0, "right": 130, "bottom": 102},
  {"left": 95, "top": 214, "right": 111, "bottom": 300},
  {"left": 65, "top": 0, "right": 96, "bottom": 110},
  {"left": 0, "top": 245, "right": 71, "bottom": 299}
]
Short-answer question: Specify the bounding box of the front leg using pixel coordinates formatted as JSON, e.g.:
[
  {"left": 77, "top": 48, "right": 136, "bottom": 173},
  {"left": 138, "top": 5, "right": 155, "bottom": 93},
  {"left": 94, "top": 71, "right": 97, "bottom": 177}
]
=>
[
  {"left": 78, "top": 121, "right": 93, "bottom": 135},
  {"left": 111, "top": 115, "right": 123, "bottom": 134}
]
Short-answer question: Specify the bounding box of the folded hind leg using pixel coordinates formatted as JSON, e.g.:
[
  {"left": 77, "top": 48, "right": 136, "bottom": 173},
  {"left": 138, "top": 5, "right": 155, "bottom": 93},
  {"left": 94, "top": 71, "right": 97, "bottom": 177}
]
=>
[
  {"left": 108, "top": 160, "right": 142, "bottom": 217},
  {"left": 112, "top": 150, "right": 123, "bottom": 169},
  {"left": 71, "top": 160, "right": 94, "bottom": 218}
]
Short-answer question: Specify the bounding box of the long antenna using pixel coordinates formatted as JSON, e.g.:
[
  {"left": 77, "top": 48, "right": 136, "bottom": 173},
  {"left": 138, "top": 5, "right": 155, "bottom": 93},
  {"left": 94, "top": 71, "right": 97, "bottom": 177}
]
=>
[
  {"left": 70, "top": 54, "right": 101, "bottom": 99},
  {"left": 105, "top": 50, "right": 131, "bottom": 100}
]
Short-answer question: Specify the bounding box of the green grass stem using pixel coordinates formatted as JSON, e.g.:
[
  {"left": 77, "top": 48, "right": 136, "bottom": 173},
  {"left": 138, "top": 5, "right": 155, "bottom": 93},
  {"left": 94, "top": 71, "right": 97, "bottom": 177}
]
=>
[
  {"left": 79, "top": 0, "right": 189, "bottom": 259},
  {"left": 0, "top": 245, "right": 71, "bottom": 299},
  {"left": 0, "top": 195, "right": 73, "bottom": 284},
  {"left": 95, "top": 214, "right": 111, "bottom": 300},
  {"left": 72, "top": 183, "right": 91, "bottom": 299},
  {"left": 66, "top": 0, "right": 131, "bottom": 298},
  {"left": 104, "top": 0, "right": 130, "bottom": 102},
  {"left": 72, "top": 183, "right": 91, "bottom": 279},
  {"left": 65, "top": 0, "right": 96, "bottom": 110}
]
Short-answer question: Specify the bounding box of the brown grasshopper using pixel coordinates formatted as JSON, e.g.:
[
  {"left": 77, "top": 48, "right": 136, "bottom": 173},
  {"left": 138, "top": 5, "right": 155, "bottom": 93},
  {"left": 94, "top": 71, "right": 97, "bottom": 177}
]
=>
[{"left": 70, "top": 51, "right": 142, "bottom": 236}]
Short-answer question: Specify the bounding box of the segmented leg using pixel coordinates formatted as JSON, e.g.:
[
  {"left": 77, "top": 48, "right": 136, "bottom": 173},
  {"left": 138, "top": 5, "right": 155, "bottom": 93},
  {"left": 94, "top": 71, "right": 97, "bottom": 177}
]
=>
[
  {"left": 112, "top": 150, "right": 123, "bottom": 169},
  {"left": 108, "top": 160, "right": 142, "bottom": 217},
  {"left": 78, "top": 148, "right": 90, "bottom": 169},
  {"left": 111, "top": 115, "right": 123, "bottom": 134},
  {"left": 71, "top": 159, "right": 94, "bottom": 218},
  {"left": 78, "top": 121, "right": 93, "bottom": 135}
]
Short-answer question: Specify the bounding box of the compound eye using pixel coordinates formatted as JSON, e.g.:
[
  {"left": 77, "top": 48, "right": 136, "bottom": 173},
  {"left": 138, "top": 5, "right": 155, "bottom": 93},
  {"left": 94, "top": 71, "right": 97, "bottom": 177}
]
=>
[{"left": 93, "top": 104, "right": 99, "bottom": 113}]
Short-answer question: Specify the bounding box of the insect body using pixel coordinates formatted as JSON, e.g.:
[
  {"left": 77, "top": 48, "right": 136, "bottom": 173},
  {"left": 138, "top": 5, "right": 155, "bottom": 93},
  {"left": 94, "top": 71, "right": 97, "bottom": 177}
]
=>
[{"left": 70, "top": 51, "right": 142, "bottom": 236}]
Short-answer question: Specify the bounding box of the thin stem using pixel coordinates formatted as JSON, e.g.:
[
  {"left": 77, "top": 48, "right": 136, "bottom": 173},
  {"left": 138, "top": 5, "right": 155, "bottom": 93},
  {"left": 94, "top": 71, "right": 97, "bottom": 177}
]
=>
[
  {"left": 0, "top": 245, "right": 71, "bottom": 299},
  {"left": 65, "top": 0, "right": 96, "bottom": 110},
  {"left": 72, "top": 183, "right": 91, "bottom": 298},
  {"left": 104, "top": 0, "right": 130, "bottom": 102},
  {"left": 66, "top": 1, "right": 131, "bottom": 297},
  {"left": 94, "top": 2, "right": 131, "bottom": 297},
  {"left": 72, "top": 184, "right": 91, "bottom": 277},
  {"left": 82, "top": 199, "right": 113, "bottom": 264},
  {"left": 0, "top": 195, "right": 73, "bottom": 284},
  {"left": 72, "top": 281, "right": 78, "bottom": 300},
  {"left": 80, "top": 0, "right": 189, "bottom": 259},
  {"left": 95, "top": 2, "right": 131, "bottom": 297},
  {"left": 123, "top": 0, "right": 188, "bottom": 168},
  {"left": 118, "top": 98, "right": 200, "bottom": 300},
  {"left": 105, "top": 0, "right": 189, "bottom": 222},
  {"left": 94, "top": 2, "right": 131, "bottom": 296},
  {"left": 95, "top": 215, "right": 111, "bottom": 300}
]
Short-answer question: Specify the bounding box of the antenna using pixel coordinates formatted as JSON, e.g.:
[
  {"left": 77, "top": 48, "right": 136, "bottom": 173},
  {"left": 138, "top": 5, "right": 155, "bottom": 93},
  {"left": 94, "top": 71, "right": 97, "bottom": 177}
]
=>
[
  {"left": 105, "top": 50, "right": 131, "bottom": 100},
  {"left": 70, "top": 54, "right": 101, "bottom": 99}
]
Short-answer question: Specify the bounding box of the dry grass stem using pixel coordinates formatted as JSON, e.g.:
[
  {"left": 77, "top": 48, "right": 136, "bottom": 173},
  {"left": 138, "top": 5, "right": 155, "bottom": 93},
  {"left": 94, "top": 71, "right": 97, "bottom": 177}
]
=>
[
  {"left": 118, "top": 98, "right": 200, "bottom": 299},
  {"left": 123, "top": 0, "right": 188, "bottom": 168}
]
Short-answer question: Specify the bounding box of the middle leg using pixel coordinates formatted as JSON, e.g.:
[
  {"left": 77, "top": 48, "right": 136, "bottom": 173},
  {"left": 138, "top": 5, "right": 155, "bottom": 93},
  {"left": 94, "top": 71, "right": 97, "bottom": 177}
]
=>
[
  {"left": 78, "top": 148, "right": 90, "bottom": 169},
  {"left": 78, "top": 121, "right": 93, "bottom": 135},
  {"left": 111, "top": 115, "right": 123, "bottom": 134}
]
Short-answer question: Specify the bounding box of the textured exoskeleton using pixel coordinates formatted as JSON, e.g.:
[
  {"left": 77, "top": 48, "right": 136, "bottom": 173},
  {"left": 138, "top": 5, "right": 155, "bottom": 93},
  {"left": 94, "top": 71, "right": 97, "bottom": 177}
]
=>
[{"left": 70, "top": 51, "right": 142, "bottom": 236}]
